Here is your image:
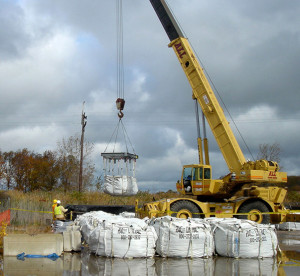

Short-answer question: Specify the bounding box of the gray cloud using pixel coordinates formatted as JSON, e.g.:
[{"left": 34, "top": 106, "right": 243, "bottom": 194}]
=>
[{"left": 0, "top": 0, "right": 299, "bottom": 192}]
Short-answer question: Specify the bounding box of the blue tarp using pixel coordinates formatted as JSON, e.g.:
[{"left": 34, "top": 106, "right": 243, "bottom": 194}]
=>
[{"left": 17, "top": 252, "right": 60, "bottom": 261}]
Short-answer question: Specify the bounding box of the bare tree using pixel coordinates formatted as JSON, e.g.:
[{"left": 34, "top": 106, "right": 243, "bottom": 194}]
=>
[
  {"left": 56, "top": 135, "right": 95, "bottom": 192},
  {"left": 257, "top": 143, "right": 281, "bottom": 163},
  {"left": 0, "top": 151, "right": 15, "bottom": 190}
]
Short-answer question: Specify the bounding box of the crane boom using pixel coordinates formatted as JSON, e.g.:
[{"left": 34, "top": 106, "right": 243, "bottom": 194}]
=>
[
  {"left": 149, "top": 0, "right": 246, "bottom": 172},
  {"left": 149, "top": 0, "right": 287, "bottom": 192}
]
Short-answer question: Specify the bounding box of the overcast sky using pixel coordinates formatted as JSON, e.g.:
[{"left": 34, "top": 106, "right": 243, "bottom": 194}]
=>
[{"left": 1, "top": 0, "right": 300, "bottom": 192}]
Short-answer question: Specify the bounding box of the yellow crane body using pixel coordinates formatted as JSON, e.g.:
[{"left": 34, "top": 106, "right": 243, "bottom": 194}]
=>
[{"left": 138, "top": 0, "right": 297, "bottom": 224}]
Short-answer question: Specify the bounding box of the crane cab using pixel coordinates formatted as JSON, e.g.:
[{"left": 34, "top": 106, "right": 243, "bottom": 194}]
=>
[{"left": 177, "top": 164, "right": 222, "bottom": 196}]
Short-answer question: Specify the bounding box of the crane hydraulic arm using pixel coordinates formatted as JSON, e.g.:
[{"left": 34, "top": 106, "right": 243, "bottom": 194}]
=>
[
  {"left": 149, "top": 0, "right": 287, "bottom": 200},
  {"left": 149, "top": 0, "right": 246, "bottom": 173}
]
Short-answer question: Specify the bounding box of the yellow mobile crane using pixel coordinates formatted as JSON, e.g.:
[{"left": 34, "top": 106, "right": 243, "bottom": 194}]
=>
[{"left": 136, "top": 0, "right": 296, "bottom": 224}]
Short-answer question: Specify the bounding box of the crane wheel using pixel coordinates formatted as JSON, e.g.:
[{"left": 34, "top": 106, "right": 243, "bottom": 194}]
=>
[
  {"left": 170, "top": 200, "right": 202, "bottom": 219},
  {"left": 237, "top": 201, "right": 270, "bottom": 224}
]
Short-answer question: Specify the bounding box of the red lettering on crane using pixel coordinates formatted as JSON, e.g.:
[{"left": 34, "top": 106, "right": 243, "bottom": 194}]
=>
[
  {"left": 268, "top": 171, "right": 277, "bottom": 179},
  {"left": 174, "top": 42, "right": 186, "bottom": 59}
]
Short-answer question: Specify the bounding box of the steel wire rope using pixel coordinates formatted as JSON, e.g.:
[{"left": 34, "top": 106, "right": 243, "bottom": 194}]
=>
[
  {"left": 103, "top": 1, "right": 136, "bottom": 159},
  {"left": 120, "top": 119, "right": 129, "bottom": 153},
  {"left": 166, "top": 1, "right": 255, "bottom": 161},
  {"left": 113, "top": 120, "right": 121, "bottom": 153},
  {"left": 103, "top": 118, "right": 136, "bottom": 156},
  {"left": 103, "top": 0, "right": 125, "bottom": 154},
  {"left": 120, "top": 118, "right": 136, "bottom": 154},
  {"left": 103, "top": 119, "right": 121, "bottom": 153},
  {"left": 116, "top": 0, "right": 124, "bottom": 100}
]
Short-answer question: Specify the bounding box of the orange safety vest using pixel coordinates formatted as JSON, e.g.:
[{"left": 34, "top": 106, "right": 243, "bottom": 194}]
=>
[{"left": 52, "top": 203, "right": 57, "bottom": 220}]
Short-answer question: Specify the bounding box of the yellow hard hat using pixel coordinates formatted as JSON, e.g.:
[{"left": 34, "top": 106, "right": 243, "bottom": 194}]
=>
[{"left": 53, "top": 199, "right": 57, "bottom": 204}]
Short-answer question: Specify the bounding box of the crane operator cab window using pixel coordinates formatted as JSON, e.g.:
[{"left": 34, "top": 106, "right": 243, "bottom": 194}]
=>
[
  {"left": 183, "top": 166, "right": 211, "bottom": 193},
  {"left": 204, "top": 168, "right": 211, "bottom": 179},
  {"left": 183, "top": 167, "right": 192, "bottom": 192},
  {"left": 183, "top": 167, "right": 203, "bottom": 193}
]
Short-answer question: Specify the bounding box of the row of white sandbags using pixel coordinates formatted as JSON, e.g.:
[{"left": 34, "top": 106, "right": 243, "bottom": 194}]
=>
[
  {"left": 75, "top": 212, "right": 214, "bottom": 258},
  {"left": 151, "top": 217, "right": 277, "bottom": 258},
  {"left": 75, "top": 212, "right": 278, "bottom": 258}
]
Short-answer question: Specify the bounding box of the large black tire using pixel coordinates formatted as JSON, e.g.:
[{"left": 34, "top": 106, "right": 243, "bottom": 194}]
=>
[
  {"left": 238, "top": 201, "right": 270, "bottom": 224},
  {"left": 170, "top": 200, "right": 202, "bottom": 219}
]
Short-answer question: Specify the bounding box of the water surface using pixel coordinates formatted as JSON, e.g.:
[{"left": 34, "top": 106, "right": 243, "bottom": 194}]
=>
[{"left": 1, "top": 230, "right": 299, "bottom": 275}]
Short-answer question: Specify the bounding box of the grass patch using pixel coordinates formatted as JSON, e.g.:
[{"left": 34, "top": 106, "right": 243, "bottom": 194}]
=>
[
  {"left": 0, "top": 189, "right": 183, "bottom": 227},
  {"left": 1, "top": 188, "right": 297, "bottom": 228}
]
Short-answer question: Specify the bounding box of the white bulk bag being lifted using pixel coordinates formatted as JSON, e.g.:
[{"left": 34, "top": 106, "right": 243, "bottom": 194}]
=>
[
  {"left": 210, "top": 218, "right": 278, "bottom": 258},
  {"left": 104, "top": 175, "right": 138, "bottom": 196},
  {"left": 150, "top": 216, "right": 214, "bottom": 258},
  {"left": 101, "top": 152, "right": 138, "bottom": 196}
]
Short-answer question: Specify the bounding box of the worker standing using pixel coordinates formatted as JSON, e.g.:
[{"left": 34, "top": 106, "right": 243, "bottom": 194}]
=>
[
  {"left": 54, "top": 200, "right": 68, "bottom": 221},
  {"left": 52, "top": 199, "right": 57, "bottom": 221}
]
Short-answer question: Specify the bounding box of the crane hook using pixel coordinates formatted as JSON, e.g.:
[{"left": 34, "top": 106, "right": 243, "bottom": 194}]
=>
[{"left": 116, "top": 98, "right": 125, "bottom": 119}]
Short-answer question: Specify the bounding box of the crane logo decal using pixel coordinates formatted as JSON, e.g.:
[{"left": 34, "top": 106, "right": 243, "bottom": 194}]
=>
[
  {"left": 268, "top": 171, "right": 277, "bottom": 179},
  {"left": 174, "top": 42, "right": 186, "bottom": 59}
]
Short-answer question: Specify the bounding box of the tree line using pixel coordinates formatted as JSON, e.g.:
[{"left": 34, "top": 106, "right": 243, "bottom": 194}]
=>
[{"left": 0, "top": 136, "right": 96, "bottom": 192}]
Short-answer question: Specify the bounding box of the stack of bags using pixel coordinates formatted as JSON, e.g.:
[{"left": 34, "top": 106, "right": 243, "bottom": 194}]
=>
[{"left": 75, "top": 212, "right": 279, "bottom": 259}]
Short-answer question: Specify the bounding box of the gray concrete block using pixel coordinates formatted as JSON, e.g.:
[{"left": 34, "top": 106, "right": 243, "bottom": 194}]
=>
[
  {"left": 63, "top": 231, "right": 82, "bottom": 252},
  {"left": 3, "top": 234, "right": 63, "bottom": 256}
]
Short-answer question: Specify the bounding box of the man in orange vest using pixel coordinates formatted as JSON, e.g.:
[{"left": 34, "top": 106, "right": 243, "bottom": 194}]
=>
[{"left": 52, "top": 199, "right": 57, "bottom": 221}]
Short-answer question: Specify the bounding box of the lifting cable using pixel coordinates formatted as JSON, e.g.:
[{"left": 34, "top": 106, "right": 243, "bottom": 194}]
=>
[
  {"left": 166, "top": 0, "right": 255, "bottom": 161},
  {"left": 103, "top": 0, "right": 136, "bottom": 156},
  {"left": 116, "top": 0, "right": 125, "bottom": 119},
  {"left": 103, "top": 118, "right": 136, "bottom": 156}
]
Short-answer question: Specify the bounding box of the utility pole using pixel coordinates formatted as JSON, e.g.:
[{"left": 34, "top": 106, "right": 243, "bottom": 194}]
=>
[{"left": 79, "top": 101, "right": 87, "bottom": 192}]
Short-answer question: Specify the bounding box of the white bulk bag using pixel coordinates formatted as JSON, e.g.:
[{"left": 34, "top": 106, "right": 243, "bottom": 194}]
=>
[
  {"left": 278, "top": 222, "right": 300, "bottom": 231},
  {"left": 150, "top": 216, "right": 214, "bottom": 258},
  {"left": 120, "top": 211, "right": 136, "bottom": 218},
  {"left": 212, "top": 219, "right": 278, "bottom": 258},
  {"left": 104, "top": 175, "right": 138, "bottom": 196},
  {"left": 75, "top": 211, "right": 115, "bottom": 242},
  {"left": 53, "top": 220, "right": 74, "bottom": 233},
  {"left": 102, "top": 153, "right": 139, "bottom": 196},
  {"left": 88, "top": 216, "right": 157, "bottom": 258}
]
